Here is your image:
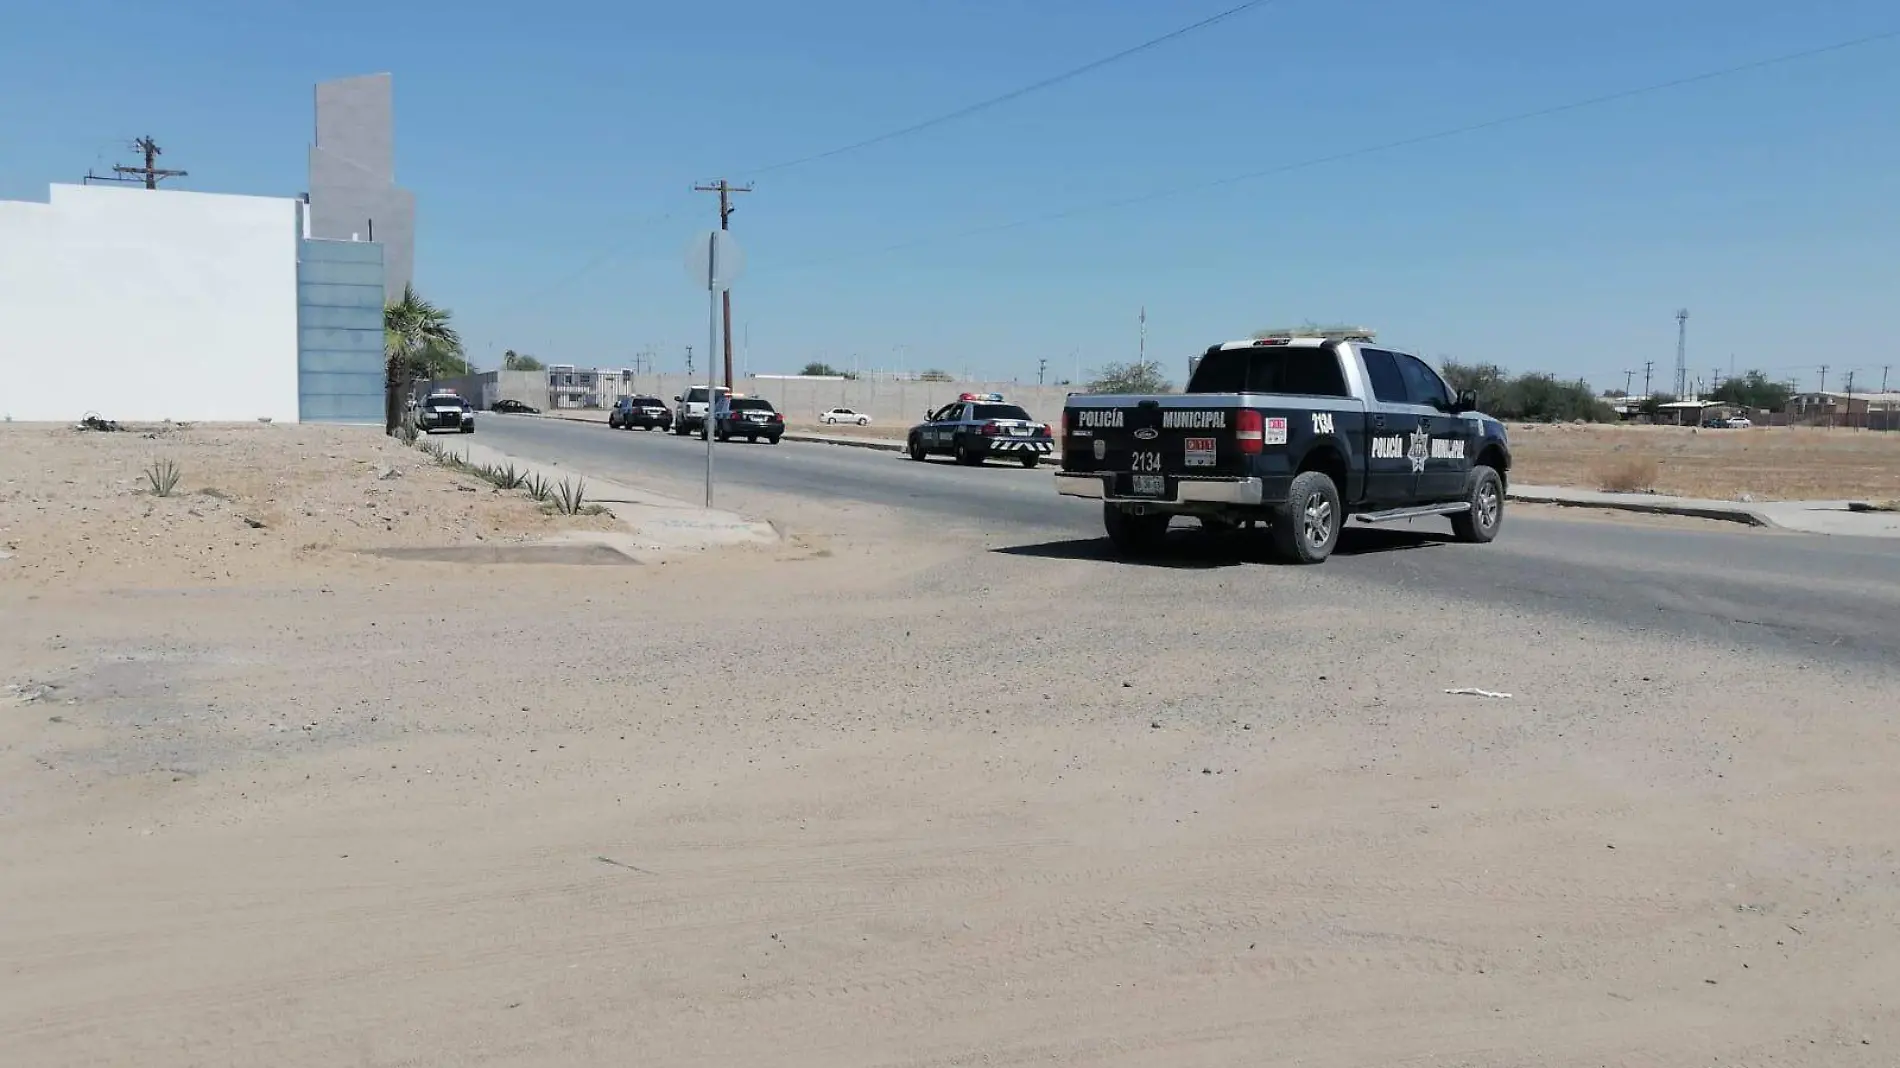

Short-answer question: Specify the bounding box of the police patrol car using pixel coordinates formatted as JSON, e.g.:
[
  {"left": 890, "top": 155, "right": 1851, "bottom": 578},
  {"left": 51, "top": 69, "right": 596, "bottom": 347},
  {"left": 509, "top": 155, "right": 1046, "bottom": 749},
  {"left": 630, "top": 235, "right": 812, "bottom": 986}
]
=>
[
  {"left": 1055, "top": 331, "right": 1512, "bottom": 564},
  {"left": 906, "top": 393, "right": 1055, "bottom": 468}
]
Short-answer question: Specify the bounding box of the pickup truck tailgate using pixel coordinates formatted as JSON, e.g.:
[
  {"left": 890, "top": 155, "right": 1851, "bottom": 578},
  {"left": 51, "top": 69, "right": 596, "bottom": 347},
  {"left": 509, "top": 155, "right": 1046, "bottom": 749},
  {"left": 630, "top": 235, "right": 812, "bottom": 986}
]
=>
[{"left": 1063, "top": 398, "right": 1266, "bottom": 495}]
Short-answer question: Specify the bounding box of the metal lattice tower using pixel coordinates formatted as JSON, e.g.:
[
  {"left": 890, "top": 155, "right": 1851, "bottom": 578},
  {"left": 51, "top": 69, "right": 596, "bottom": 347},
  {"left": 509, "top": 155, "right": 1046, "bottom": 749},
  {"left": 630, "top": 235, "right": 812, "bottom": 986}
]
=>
[{"left": 1674, "top": 309, "right": 1690, "bottom": 398}]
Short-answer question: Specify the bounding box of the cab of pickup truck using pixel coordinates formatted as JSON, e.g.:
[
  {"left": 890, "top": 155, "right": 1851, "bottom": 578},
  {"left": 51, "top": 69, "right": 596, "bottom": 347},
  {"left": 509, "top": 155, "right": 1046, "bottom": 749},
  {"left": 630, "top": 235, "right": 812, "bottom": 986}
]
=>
[{"left": 1054, "top": 335, "right": 1509, "bottom": 564}]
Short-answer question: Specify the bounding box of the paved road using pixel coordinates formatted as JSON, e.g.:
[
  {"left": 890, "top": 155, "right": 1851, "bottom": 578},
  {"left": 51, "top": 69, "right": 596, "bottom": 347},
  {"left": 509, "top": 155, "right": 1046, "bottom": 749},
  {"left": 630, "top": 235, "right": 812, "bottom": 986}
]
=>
[{"left": 475, "top": 415, "right": 1900, "bottom": 664}]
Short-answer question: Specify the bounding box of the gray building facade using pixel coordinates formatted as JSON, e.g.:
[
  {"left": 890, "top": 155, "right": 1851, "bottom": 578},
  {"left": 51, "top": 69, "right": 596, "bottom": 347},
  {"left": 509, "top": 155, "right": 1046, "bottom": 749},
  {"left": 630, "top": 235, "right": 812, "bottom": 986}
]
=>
[{"left": 306, "top": 73, "right": 414, "bottom": 302}]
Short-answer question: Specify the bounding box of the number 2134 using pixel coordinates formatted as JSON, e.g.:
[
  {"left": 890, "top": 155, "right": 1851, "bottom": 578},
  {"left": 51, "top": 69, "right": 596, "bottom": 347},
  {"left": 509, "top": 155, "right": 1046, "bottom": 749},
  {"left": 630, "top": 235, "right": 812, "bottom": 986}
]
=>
[{"left": 1130, "top": 451, "right": 1162, "bottom": 472}]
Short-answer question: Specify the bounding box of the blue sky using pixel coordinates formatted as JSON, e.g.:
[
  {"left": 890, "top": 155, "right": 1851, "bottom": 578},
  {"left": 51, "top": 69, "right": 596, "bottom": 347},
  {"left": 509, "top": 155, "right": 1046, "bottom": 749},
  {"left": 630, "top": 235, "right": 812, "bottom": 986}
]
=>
[{"left": 4, "top": 0, "right": 1897, "bottom": 391}]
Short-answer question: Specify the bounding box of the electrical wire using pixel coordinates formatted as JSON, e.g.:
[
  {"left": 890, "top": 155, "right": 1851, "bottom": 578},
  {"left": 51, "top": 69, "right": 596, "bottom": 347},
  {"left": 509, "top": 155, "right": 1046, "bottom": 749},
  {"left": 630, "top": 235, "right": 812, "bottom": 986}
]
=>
[
  {"left": 492, "top": 0, "right": 1286, "bottom": 316},
  {"left": 734, "top": 0, "right": 1285, "bottom": 178},
  {"left": 783, "top": 26, "right": 1900, "bottom": 270}
]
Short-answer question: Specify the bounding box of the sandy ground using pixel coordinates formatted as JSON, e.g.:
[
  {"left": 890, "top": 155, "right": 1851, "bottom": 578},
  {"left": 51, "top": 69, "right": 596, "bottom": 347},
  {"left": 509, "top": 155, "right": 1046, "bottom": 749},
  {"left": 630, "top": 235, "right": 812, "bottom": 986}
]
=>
[
  {"left": 0, "top": 422, "right": 615, "bottom": 590},
  {"left": 5, "top": 425, "right": 1899, "bottom": 1066},
  {"left": 1504, "top": 423, "right": 1900, "bottom": 501}
]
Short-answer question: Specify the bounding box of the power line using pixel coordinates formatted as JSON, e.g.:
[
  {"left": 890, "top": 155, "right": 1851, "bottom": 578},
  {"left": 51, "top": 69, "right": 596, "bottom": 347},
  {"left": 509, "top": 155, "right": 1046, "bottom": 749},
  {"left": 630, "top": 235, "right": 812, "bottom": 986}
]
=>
[
  {"left": 735, "top": 0, "right": 1283, "bottom": 178},
  {"left": 83, "top": 136, "right": 187, "bottom": 190},
  {"left": 784, "top": 27, "right": 1900, "bottom": 269},
  {"left": 498, "top": 1, "right": 1287, "bottom": 314}
]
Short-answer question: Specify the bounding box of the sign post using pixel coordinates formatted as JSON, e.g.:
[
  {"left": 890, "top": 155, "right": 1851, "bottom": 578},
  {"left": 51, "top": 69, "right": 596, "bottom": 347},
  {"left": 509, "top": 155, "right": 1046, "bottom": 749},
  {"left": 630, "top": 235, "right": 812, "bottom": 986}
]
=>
[{"left": 684, "top": 230, "right": 745, "bottom": 507}]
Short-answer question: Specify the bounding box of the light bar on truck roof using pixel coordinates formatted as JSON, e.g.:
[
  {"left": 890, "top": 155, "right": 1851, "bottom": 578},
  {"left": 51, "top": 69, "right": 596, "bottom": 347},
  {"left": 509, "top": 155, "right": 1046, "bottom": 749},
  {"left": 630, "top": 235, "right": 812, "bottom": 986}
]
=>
[
  {"left": 958, "top": 392, "right": 1004, "bottom": 402},
  {"left": 1252, "top": 325, "right": 1377, "bottom": 342}
]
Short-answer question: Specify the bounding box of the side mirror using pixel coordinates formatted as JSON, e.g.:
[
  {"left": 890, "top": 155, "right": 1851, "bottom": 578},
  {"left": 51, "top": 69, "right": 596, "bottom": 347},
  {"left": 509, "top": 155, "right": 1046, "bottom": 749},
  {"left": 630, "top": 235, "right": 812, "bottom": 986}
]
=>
[
  {"left": 673, "top": 395, "right": 682, "bottom": 403},
  {"left": 1451, "top": 389, "right": 1479, "bottom": 414}
]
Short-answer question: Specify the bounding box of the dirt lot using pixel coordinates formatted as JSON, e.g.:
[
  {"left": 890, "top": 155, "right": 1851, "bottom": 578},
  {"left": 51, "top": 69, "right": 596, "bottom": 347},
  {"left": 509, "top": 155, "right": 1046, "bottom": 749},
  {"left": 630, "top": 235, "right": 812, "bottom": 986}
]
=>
[
  {"left": 1506, "top": 423, "right": 1900, "bottom": 502},
  {"left": 0, "top": 422, "right": 615, "bottom": 589},
  {"left": 8, "top": 424, "right": 1896, "bottom": 1066}
]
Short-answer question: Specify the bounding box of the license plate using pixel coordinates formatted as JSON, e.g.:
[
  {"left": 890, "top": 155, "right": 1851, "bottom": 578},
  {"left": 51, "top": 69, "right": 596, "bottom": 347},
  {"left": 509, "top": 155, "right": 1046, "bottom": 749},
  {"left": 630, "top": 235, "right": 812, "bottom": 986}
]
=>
[
  {"left": 1010, "top": 427, "right": 1030, "bottom": 436},
  {"left": 1130, "top": 474, "right": 1166, "bottom": 497}
]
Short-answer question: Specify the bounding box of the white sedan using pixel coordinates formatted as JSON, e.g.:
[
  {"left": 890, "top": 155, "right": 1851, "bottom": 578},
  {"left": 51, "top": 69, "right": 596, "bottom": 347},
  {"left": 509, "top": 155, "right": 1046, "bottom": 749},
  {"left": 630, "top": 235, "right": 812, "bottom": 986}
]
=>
[{"left": 821, "top": 407, "right": 871, "bottom": 426}]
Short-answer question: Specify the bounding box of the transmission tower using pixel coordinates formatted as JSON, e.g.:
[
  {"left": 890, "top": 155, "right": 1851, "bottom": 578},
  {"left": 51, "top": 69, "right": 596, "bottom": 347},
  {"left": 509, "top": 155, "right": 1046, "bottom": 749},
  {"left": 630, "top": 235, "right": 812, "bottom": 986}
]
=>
[{"left": 1674, "top": 309, "right": 1689, "bottom": 398}]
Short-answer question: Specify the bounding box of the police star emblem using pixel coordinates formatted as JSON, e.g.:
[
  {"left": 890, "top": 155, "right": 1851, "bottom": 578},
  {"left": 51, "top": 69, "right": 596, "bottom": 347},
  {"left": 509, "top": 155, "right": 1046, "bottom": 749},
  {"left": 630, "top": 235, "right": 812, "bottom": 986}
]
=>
[{"left": 1406, "top": 431, "right": 1429, "bottom": 473}]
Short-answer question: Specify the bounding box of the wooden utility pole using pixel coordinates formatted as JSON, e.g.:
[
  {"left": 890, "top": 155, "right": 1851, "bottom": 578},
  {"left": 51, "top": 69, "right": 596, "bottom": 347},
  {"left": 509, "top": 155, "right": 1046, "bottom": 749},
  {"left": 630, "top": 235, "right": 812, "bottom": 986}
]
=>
[
  {"left": 85, "top": 136, "right": 187, "bottom": 189},
  {"left": 694, "top": 179, "right": 753, "bottom": 390}
]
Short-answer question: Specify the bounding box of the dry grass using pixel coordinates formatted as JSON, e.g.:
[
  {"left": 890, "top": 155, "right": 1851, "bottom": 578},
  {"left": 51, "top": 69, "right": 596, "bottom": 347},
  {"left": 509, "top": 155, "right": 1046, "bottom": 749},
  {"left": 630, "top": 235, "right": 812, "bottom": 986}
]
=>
[
  {"left": 1510, "top": 424, "right": 1900, "bottom": 501},
  {"left": 1587, "top": 454, "right": 1659, "bottom": 493}
]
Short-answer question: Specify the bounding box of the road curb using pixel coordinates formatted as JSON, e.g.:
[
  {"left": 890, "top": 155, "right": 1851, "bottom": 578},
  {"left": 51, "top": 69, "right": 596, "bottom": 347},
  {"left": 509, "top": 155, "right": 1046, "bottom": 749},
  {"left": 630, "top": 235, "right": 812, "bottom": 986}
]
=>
[
  {"left": 1506, "top": 490, "right": 1775, "bottom": 528},
  {"left": 783, "top": 432, "right": 906, "bottom": 453}
]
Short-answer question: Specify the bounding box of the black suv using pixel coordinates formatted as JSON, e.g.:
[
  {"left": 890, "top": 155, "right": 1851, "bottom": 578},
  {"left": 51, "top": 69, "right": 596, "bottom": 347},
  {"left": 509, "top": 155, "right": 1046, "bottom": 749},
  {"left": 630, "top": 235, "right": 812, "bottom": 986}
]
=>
[
  {"left": 610, "top": 395, "right": 673, "bottom": 431},
  {"left": 708, "top": 396, "right": 784, "bottom": 443}
]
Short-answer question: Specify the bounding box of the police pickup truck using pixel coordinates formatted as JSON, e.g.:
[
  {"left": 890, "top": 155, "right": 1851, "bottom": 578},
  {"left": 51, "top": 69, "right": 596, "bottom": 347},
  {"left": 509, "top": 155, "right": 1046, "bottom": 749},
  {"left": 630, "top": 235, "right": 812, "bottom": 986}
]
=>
[{"left": 1054, "top": 333, "right": 1511, "bottom": 564}]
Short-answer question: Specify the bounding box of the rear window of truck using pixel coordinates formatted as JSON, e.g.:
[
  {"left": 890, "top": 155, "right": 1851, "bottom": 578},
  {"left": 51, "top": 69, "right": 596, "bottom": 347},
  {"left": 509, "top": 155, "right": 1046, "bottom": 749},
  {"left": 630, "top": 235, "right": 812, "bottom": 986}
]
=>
[{"left": 1187, "top": 348, "right": 1349, "bottom": 397}]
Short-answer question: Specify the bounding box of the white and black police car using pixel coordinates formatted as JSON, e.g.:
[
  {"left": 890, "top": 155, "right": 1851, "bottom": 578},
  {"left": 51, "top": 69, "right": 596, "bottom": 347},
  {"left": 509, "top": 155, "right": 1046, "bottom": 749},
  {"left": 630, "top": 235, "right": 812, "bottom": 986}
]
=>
[{"left": 905, "top": 393, "right": 1055, "bottom": 468}]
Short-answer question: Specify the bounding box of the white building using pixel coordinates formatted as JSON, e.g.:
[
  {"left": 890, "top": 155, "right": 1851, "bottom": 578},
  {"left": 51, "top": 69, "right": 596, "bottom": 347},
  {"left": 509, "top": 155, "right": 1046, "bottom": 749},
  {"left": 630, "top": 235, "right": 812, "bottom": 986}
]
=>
[{"left": 0, "top": 183, "right": 384, "bottom": 424}]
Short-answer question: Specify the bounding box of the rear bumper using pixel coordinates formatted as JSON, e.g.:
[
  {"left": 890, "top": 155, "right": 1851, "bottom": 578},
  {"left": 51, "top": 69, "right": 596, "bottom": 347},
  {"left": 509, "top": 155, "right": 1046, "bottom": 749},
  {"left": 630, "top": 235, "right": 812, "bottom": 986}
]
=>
[
  {"left": 980, "top": 438, "right": 1054, "bottom": 454},
  {"left": 1055, "top": 472, "right": 1265, "bottom": 506}
]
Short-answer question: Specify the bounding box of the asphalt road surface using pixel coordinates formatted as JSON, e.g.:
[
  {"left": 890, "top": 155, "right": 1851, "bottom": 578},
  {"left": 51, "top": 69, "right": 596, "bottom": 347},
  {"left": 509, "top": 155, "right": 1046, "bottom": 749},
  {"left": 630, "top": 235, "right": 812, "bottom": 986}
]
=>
[{"left": 475, "top": 414, "right": 1900, "bottom": 664}]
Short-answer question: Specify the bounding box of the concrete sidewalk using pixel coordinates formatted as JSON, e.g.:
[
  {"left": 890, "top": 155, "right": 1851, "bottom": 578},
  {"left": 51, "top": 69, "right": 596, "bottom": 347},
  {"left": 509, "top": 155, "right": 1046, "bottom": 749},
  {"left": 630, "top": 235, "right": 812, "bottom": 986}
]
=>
[
  {"left": 440, "top": 438, "right": 780, "bottom": 562},
  {"left": 1512, "top": 484, "right": 1900, "bottom": 538}
]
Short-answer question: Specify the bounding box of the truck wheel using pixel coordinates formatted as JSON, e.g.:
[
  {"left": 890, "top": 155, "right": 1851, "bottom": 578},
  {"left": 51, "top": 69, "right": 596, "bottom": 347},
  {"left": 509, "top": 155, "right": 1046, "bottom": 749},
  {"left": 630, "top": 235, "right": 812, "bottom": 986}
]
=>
[
  {"left": 957, "top": 442, "right": 984, "bottom": 466},
  {"left": 1449, "top": 465, "right": 1504, "bottom": 544},
  {"left": 1103, "top": 505, "right": 1169, "bottom": 556},
  {"left": 1270, "top": 470, "right": 1342, "bottom": 564},
  {"left": 907, "top": 436, "right": 927, "bottom": 461},
  {"left": 1019, "top": 453, "right": 1040, "bottom": 469}
]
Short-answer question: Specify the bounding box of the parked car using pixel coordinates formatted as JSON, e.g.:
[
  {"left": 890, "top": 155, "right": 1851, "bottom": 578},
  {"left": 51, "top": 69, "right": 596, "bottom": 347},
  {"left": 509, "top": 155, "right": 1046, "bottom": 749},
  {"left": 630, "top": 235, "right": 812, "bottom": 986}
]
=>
[
  {"left": 673, "top": 385, "right": 731, "bottom": 436},
  {"left": 708, "top": 395, "right": 784, "bottom": 443},
  {"left": 490, "top": 398, "right": 539, "bottom": 414},
  {"left": 821, "top": 407, "right": 871, "bottom": 426},
  {"left": 609, "top": 395, "right": 673, "bottom": 431}
]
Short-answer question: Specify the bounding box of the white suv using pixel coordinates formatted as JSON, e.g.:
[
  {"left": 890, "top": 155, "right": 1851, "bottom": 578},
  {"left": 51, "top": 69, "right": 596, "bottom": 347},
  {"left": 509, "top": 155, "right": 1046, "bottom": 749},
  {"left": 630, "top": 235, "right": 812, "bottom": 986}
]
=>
[
  {"left": 821, "top": 407, "right": 871, "bottom": 426},
  {"left": 673, "top": 385, "right": 731, "bottom": 436}
]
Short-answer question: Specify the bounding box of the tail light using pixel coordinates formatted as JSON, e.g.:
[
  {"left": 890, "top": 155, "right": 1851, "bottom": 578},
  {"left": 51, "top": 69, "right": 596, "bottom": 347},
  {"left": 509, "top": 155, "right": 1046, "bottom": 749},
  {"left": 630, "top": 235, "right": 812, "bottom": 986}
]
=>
[
  {"left": 1236, "top": 409, "right": 1264, "bottom": 454},
  {"left": 1037, "top": 424, "right": 1051, "bottom": 436},
  {"left": 1061, "top": 410, "right": 1073, "bottom": 436},
  {"left": 980, "top": 422, "right": 1001, "bottom": 436}
]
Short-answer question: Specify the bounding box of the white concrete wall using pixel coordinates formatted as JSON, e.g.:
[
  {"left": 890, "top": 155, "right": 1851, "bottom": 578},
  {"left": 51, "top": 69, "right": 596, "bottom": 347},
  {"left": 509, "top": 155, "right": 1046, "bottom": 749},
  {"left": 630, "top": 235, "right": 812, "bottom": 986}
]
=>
[{"left": 0, "top": 184, "right": 301, "bottom": 423}]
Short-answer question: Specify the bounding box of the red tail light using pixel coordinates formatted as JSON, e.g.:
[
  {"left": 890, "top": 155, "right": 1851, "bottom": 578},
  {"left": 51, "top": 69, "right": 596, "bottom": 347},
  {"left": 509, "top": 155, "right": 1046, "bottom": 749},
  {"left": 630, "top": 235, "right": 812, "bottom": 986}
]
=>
[
  {"left": 1236, "top": 409, "right": 1264, "bottom": 454},
  {"left": 1061, "top": 410, "right": 1073, "bottom": 436},
  {"left": 981, "top": 422, "right": 1001, "bottom": 436},
  {"left": 1037, "top": 424, "right": 1050, "bottom": 436}
]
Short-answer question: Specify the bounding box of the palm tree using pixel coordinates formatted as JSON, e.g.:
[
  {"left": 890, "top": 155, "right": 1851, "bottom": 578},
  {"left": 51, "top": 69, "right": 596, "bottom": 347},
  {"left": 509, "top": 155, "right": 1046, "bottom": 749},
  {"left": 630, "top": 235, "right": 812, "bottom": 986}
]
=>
[{"left": 383, "top": 284, "right": 464, "bottom": 434}]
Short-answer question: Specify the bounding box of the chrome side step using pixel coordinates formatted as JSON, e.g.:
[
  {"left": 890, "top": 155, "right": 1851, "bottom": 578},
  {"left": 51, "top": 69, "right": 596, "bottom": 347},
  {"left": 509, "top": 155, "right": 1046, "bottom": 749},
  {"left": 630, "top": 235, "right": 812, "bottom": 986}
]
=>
[{"left": 1353, "top": 501, "right": 1471, "bottom": 524}]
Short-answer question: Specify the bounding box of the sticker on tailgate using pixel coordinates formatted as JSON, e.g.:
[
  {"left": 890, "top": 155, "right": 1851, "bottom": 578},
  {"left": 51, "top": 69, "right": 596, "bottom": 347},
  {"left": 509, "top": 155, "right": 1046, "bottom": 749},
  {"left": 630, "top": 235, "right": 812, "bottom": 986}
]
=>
[
  {"left": 1184, "top": 436, "right": 1216, "bottom": 467},
  {"left": 1264, "top": 417, "right": 1288, "bottom": 446}
]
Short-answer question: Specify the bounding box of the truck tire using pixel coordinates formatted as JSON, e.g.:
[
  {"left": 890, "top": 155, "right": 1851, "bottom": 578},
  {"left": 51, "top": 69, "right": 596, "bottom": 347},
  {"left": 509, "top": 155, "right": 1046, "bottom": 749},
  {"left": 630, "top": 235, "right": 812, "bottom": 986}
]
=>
[
  {"left": 1449, "top": 464, "right": 1504, "bottom": 544},
  {"left": 1103, "top": 505, "right": 1169, "bottom": 556},
  {"left": 1270, "top": 470, "right": 1342, "bottom": 564},
  {"left": 957, "top": 441, "right": 984, "bottom": 466},
  {"left": 1019, "top": 453, "right": 1040, "bottom": 469}
]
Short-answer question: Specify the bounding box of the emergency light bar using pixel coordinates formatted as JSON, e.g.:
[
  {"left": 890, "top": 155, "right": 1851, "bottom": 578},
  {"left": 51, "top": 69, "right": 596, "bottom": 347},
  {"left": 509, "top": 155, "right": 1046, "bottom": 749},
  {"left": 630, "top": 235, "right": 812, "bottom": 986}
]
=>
[
  {"left": 958, "top": 392, "right": 1005, "bottom": 402},
  {"left": 1252, "top": 325, "right": 1377, "bottom": 342}
]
